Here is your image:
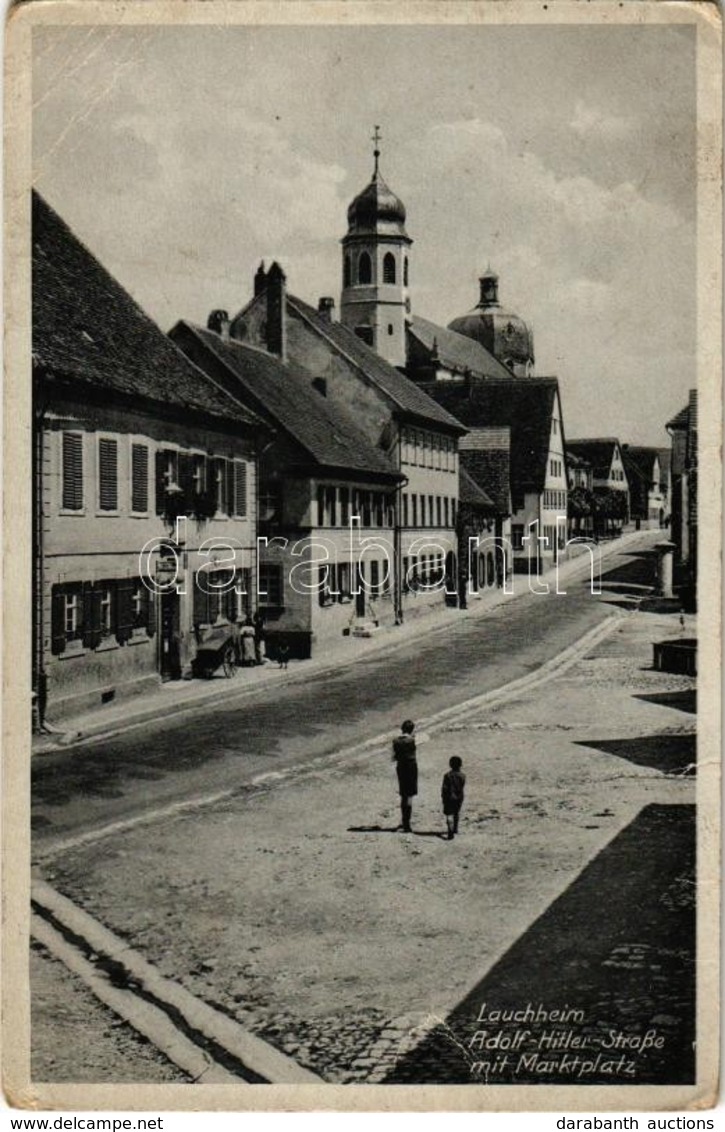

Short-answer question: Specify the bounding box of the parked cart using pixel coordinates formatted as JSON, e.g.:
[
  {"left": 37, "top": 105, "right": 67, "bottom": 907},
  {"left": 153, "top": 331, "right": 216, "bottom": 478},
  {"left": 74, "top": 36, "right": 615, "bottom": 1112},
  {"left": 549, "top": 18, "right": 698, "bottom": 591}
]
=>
[{"left": 192, "top": 627, "right": 237, "bottom": 679}]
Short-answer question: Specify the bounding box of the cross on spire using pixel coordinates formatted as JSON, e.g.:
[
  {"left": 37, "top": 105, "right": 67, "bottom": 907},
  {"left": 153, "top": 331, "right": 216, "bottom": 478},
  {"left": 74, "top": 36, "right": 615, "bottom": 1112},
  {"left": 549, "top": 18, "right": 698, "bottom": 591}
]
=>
[{"left": 372, "top": 124, "right": 381, "bottom": 177}]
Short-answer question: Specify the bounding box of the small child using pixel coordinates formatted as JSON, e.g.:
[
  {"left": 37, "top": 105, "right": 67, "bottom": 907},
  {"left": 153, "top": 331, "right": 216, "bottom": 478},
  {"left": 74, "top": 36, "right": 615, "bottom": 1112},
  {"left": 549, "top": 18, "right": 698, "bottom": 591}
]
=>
[{"left": 441, "top": 756, "right": 466, "bottom": 840}]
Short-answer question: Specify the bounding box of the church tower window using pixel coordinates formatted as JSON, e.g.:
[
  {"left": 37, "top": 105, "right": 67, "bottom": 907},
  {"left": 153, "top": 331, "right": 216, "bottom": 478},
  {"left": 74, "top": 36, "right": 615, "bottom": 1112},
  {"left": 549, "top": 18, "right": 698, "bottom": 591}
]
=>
[
  {"left": 404, "top": 256, "right": 409, "bottom": 287},
  {"left": 383, "top": 252, "right": 396, "bottom": 284},
  {"left": 358, "top": 251, "right": 372, "bottom": 285},
  {"left": 344, "top": 254, "right": 352, "bottom": 288}
]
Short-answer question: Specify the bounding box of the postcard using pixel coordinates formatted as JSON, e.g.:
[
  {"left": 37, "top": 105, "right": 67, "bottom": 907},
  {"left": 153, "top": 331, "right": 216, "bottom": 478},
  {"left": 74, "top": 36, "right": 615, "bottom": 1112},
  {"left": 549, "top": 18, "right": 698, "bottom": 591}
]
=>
[{"left": 3, "top": 0, "right": 721, "bottom": 1114}]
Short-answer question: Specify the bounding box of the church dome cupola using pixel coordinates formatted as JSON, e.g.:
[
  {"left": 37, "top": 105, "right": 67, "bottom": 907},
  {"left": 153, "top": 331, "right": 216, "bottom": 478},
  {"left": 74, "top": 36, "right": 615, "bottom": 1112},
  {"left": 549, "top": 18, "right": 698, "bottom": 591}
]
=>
[
  {"left": 345, "top": 126, "right": 409, "bottom": 239},
  {"left": 339, "top": 127, "right": 412, "bottom": 370},
  {"left": 448, "top": 267, "right": 535, "bottom": 376},
  {"left": 346, "top": 175, "right": 408, "bottom": 237}
]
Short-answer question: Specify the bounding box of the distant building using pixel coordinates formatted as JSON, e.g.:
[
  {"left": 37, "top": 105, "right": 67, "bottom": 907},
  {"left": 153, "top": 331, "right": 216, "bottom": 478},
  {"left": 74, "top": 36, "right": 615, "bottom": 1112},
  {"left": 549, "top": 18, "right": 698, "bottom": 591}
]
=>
[
  {"left": 170, "top": 317, "right": 404, "bottom": 657},
  {"left": 422, "top": 379, "right": 568, "bottom": 572},
  {"left": 32, "top": 193, "right": 265, "bottom": 722},
  {"left": 566, "top": 439, "right": 630, "bottom": 538},
  {"left": 227, "top": 261, "right": 467, "bottom": 625},
  {"left": 666, "top": 390, "right": 697, "bottom": 606},
  {"left": 621, "top": 446, "right": 666, "bottom": 529},
  {"left": 336, "top": 148, "right": 566, "bottom": 574},
  {"left": 457, "top": 427, "right": 512, "bottom": 599},
  {"left": 566, "top": 451, "right": 595, "bottom": 540}
]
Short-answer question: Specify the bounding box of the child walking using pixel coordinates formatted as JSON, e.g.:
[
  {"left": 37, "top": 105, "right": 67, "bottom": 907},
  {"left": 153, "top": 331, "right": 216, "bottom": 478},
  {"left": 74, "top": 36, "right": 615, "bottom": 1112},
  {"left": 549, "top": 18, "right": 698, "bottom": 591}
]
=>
[{"left": 441, "top": 756, "right": 466, "bottom": 840}]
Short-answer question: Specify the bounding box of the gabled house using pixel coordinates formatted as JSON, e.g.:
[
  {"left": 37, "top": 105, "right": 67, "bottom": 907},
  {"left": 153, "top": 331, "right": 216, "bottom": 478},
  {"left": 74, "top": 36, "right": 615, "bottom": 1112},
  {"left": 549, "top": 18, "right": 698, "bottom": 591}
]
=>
[
  {"left": 170, "top": 317, "right": 404, "bottom": 656},
  {"left": 32, "top": 192, "right": 266, "bottom": 722},
  {"left": 227, "top": 262, "right": 467, "bottom": 623},
  {"left": 566, "top": 451, "right": 595, "bottom": 539},
  {"left": 566, "top": 438, "right": 630, "bottom": 538},
  {"left": 621, "top": 446, "right": 666, "bottom": 529},
  {"left": 419, "top": 377, "right": 568, "bottom": 572},
  {"left": 406, "top": 314, "right": 513, "bottom": 384}
]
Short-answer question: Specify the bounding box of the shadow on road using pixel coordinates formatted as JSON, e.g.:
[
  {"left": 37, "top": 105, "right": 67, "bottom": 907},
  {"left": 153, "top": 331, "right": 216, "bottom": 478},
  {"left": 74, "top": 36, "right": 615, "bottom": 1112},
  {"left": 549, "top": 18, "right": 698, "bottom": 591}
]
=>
[
  {"left": 383, "top": 804, "right": 695, "bottom": 1085},
  {"left": 575, "top": 734, "right": 696, "bottom": 775},
  {"left": 347, "top": 825, "right": 447, "bottom": 839},
  {"left": 634, "top": 689, "right": 696, "bottom": 715}
]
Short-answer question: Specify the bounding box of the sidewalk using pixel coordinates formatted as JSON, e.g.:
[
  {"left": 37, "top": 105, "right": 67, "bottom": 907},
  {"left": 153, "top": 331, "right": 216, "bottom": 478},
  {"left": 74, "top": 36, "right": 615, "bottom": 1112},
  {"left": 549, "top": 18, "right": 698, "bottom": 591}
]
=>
[
  {"left": 35, "top": 601, "right": 696, "bottom": 1085},
  {"left": 34, "top": 528, "right": 659, "bottom": 754}
]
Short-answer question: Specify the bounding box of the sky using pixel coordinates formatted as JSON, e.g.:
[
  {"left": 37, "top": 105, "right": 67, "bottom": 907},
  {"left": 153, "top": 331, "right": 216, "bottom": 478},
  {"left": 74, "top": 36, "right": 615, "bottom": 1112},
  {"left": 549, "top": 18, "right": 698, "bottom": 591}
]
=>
[{"left": 32, "top": 21, "right": 697, "bottom": 446}]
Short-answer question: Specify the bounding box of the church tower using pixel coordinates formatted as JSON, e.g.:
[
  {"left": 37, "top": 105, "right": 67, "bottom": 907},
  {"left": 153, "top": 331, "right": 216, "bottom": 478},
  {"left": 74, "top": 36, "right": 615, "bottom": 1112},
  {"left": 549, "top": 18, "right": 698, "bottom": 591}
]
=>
[{"left": 340, "top": 128, "right": 412, "bottom": 369}]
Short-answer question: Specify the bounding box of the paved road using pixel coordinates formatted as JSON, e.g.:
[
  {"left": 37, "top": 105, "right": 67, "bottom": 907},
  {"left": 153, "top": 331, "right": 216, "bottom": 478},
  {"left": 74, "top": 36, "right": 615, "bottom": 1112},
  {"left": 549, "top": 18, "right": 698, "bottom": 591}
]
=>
[{"left": 32, "top": 538, "right": 658, "bottom": 850}]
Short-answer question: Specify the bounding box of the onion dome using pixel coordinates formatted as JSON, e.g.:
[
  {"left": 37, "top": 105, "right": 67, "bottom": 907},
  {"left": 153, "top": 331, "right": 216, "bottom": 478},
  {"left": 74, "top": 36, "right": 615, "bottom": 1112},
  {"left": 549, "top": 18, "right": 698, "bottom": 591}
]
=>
[
  {"left": 346, "top": 173, "right": 408, "bottom": 238},
  {"left": 448, "top": 268, "right": 534, "bottom": 375}
]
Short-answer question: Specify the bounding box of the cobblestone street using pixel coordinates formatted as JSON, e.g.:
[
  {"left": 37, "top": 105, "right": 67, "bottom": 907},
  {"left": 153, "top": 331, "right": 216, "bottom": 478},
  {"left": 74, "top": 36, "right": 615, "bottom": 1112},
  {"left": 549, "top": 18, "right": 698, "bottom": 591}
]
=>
[{"left": 31, "top": 575, "right": 697, "bottom": 1085}]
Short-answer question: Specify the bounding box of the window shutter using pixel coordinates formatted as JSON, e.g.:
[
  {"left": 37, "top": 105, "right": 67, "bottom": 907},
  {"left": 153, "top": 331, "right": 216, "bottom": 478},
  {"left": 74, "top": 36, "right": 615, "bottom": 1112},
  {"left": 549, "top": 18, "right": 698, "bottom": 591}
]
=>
[
  {"left": 98, "top": 438, "right": 118, "bottom": 511},
  {"left": 145, "top": 589, "right": 156, "bottom": 637},
  {"left": 81, "top": 582, "right": 95, "bottom": 649},
  {"left": 62, "top": 433, "right": 83, "bottom": 510},
  {"left": 234, "top": 462, "right": 248, "bottom": 517},
  {"left": 155, "top": 450, "right": 167, "bottom": 514},
  {"left": 131, "top": 445, "right": 149, "bottom": 513},
  {"left": 193, "top": 572, "right": 209, "bottom": 624},
  {"left": 51, "top": 586, "right": 66, "bottom": 655},
  {"left": 226, "top": 462, "right": 235, "bottom": 516},
  {"left": 116, "top": 578, "right": 135, "bottom": 644}
]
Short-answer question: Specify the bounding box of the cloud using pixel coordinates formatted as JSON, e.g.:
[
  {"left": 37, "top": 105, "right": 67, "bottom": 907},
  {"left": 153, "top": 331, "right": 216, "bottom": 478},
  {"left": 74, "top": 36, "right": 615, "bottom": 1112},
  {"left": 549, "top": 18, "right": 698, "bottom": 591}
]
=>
[{"left": 570, "top": 100, "right": 637, "bottom": 140}]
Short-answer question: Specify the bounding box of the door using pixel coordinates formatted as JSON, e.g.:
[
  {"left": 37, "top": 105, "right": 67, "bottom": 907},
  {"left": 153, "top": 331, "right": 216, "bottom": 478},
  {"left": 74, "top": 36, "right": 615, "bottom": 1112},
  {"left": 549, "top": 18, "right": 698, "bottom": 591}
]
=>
[
  {"left": 160, "top": 591, "right": 181, "bottom": 680},
  {"left": 356, "top": 562, "right": 367, "bottom": 618}
]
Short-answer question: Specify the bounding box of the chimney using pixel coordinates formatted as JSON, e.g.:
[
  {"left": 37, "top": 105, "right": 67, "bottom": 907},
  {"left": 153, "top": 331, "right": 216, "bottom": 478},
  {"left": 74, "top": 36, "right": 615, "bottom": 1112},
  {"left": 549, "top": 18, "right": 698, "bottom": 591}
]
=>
[
  {"left": 266, "top": 261, "right": 287, "bottom": 361},
  {"left": 317, "top": 296, "right": 335, "bottom": 323},
  {"left": 254, "top": 261, "right": 267, "bottom": 297},
  {"left": 207, "top": 309, "right": 230, "bottom": 340}
]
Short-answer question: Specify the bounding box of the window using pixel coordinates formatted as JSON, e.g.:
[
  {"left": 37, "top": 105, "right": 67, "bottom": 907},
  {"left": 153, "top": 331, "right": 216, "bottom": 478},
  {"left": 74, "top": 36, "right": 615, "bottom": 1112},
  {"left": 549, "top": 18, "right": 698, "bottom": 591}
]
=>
[
  {"left": 436, "top": 497, "right": 442, "bottom": 527},
  {"left": 233, "top": 461, "right": 248, "bottom": 517},
  {"left": 98, "top": 437, "right": 118, "bottom": 511},
  {"left": 258, "top": 564, "right": 284, "bottom": 608},
  {"left": 192, "top": 454, "right": 206, "bottom": 497},
  {"left": 340, "top": 487, "right": 349, "bottom": 526},
  {"left": 383, "top": 252, "right": 396, "bottom": 284},
  {"left": 429, "top": 495, "right": 435, "bottom": 526},
  {"left": 344, "top": 254, "right": 352, "bottom": 288},
  {"left": 131, "top": 443, "right": 149, "bottom": 514},
  {"left": 404, "top": 257, "right": 409, "bottom": 287},
  {"left": 358, "top": 251, "right": 372, "bottom": 285},
  {"left": 451, "top": 499, "right": 456, "bottom": 526},
  {"left": 155, "top": 448, "right": 179, "bottom": 514},
  {"left": 511, "top": 525, "right": 524, "bottom": 551},
  {"left": 370, "top": 559, "right": 380, "bottom": 595},
  {"left": 444, "top": 497, "right": 449, "bottom": 527},
  {"left": 375, "top": 493, "right": 384, "bottom": 527},
  {"left": 98, "top": 586, "right": 114, "bottom": 639},
  {"left": 434, "top": 438, "right": 442, "bottom": 470},
  {"left": 411, "top": 494, "right": 418, "bottom": 527},
  {"left": 402, "top": 494, "right": 409, "bottom": 526},
  {"left": 62, "top": 432, "right": 84, "bottom": 511},
  {"left": 213, "top": 458, "right": 228, "bottom": 515},
  {"left": 388, "top": 324, "right": 394, "bottom": 336},
  {"left": 259, "top": 480, "right": 281, "bottom": 524}
]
